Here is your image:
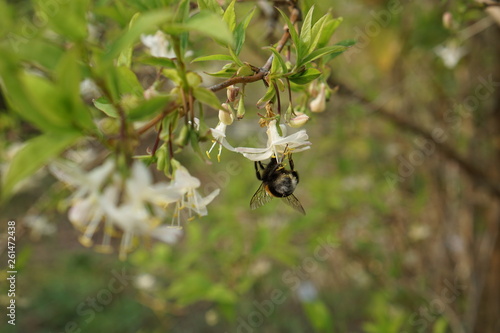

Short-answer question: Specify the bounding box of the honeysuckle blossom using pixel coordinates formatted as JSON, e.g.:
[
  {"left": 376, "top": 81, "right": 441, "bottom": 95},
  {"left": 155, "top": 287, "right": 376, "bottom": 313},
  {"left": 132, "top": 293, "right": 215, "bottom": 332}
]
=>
[
  {"left": 141, "top": 30, "right": 175, "bottom": 58},
  {"left": 141, "top": 30, "right": 193, "bottom": 59},
  {"left": 169, "top": 162, "right": 220, "bottom": 225},
  {"left": 207, "top": 105, "right": 236, "bottom": 161},
  {"left": 234, "top": 120, "right": 311, "bottom": 162},
  {"left": 434, "top": 41, "right": 466, "bottom": 69},
  {"left": 49, "top": 159, "right": 116, "bottom": 247}
]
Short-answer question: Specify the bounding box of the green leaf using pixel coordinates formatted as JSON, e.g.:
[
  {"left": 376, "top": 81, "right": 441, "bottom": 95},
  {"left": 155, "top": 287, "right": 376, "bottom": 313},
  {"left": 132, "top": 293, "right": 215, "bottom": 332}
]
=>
[
  {"left": 104, "top": 10, "right": 173, "bottom": 63},
  {"left": 35, "top": 0, "right": 89, "bottom": 41},
  {"left": 117, "top": 12, "right": 141, "bottom": 68},
  {"left": 193, "top": 87, "right": 221, "bottom": 110},
  {"left": 128, "top": 96, "right": 172, "bottom": 121},
  {"left": 303, "top": 300, "right": 333, "bottom": 333},
  {"left": 234, "top": 6, "right": 256, "bottom": 55},
  {"left": 264, "top": 47, "right": 287, "bottom": 74},
  {"left": 2, "top": 132, "right": 80, "bottom": 200},
  {"left": 222, "top": 0, "right": 236, "bottom": 32},
  {"left": 288, "top": 68, "right": 321, "bottom": 85},
  {"left": 93, "top": 97, "right": 119, "bottom": 118},
  {"left": 197, "top": 0, "right": 222, "bottom": 14},
  {"left": 300, "top": 45, "right": 348, "bottom": 67},
  {"left": 277, "top": 8, "right": 303, "bottom": 62},
  {"left": 228, "top": 47, "right": 244, "bottom": 67},
  {"left": 308, "top": 14, "right": 329, "bottom": 53},
  {"left": 257, "top": 84, "right": 276, "bottom": 105},
  {"left": 116, "top": 66, "right": 144, "bottom": 97},
  {"left": 0, "top": 55, "right": 59, "bottom": 132},
  {"left": 55, "top": 50, "right": 95, "bottom": 131},
  {"left": 192, "top": 54, "right": 234, "bottom": 62},
  {"left": 184, "top": 10, "right": 233, "bottom": 46},
  {"left": 138, "top": 56, "right": 177, "bottom": 68},
  {"left": 300, "top": 6, "right": 315, "bottom": 50},
  {"left": 317, "top": 17, "right": 343, "bottom": 49}
]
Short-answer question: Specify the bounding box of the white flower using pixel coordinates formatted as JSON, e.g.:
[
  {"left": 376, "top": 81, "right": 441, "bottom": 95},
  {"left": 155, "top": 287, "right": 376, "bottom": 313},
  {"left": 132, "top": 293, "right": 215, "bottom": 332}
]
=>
[
  {"left": 234, "top": 120, "right": 311, "bottom": 162},
  {"left": 170, "top": 163, "right": 220, "bottom": 225},
  {"left": 24, "top": 215, "right": 56, "bottom": 239},
  {"left": 434, "top": 41, "right": 466, "bottom": 69},
  {"left": 141, "top": 30, "right": 193, "bottom": 59},
  {"left": 141, "top": 31, "right": 175, "bottom": 58},
  {"left": 207, "top": 105, "right": 236, "bottom": 161},
  {"left": 80, "top": 78, "right": 101, "bottom": 100}
]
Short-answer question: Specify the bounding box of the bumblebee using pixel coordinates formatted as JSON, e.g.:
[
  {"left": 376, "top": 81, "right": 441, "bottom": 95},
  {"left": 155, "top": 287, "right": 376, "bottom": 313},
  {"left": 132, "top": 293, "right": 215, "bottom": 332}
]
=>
[{"left": 250, "top": 153, "right": 305, "bottom": 215}]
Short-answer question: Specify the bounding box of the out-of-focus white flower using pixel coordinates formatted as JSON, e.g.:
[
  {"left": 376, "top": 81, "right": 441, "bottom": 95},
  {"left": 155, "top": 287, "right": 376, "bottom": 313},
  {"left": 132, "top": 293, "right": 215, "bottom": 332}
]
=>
[
  {"left": 207, "top": 105, "right": 236, "bottom": 162},
  {"left": 141, "top": 31, "right": 174, "bottom": 58},
  {"left": 288, "top": 112, "right": 310, "bottom": 128},
  {"left": 234, "top": 120, "right": 311, "bottom": 162},
  {"left": 24, "top": 215, "right": 56, "bottom": 239},
  {"left": 141, "top": 30, "right": 193, "bottom": 59},
  {"left": 50, "top": 159, "right": 116, "bottom": 247},
  {"left": 134, "top": 273, "right": 157, "bottom": 291},
  {"left": 296, "top": 280, "right": 318, "bottom": 303},
  {"left": 434, "top": 41, "right": 466, "bottom": 69},
  {"left": 309, "top": 83, "right": 327, "bottom": 112},
  {"left": 80, "top": 78, "right": 101, "bottom": 100},
  {"left": 170, "top": 162, "right": 220, "bottom": 226}
]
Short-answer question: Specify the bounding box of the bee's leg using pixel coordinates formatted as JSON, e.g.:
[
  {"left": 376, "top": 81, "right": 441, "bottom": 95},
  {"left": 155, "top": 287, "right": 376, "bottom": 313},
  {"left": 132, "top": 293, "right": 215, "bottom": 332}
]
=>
[
  {"left": 288, "top": 153, "right": 295, "bottom": 171},
  {"left": 254, "top": 161, "right": 263, "bottom": 180}
]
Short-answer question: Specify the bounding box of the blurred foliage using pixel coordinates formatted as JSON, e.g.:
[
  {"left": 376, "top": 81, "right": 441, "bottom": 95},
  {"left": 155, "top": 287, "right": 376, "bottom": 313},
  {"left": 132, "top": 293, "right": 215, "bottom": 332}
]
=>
[{"left": 1, "top": 0, "right": 500, "bottom": 333}]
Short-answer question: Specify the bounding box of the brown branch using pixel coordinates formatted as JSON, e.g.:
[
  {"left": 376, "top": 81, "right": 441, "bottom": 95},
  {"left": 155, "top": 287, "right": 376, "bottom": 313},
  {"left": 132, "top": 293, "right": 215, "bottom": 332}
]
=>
[
  {"left": 333, "top": 79, "right": 500, "bottom": 199},
  {"left": 208, "top": 6, "right": 301, "bottom": 93}
]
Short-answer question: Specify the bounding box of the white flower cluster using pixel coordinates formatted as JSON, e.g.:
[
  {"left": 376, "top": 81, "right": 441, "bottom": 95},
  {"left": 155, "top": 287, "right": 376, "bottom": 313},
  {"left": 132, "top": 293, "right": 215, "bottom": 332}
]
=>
[{"left": 50, "top": 159, "right": 218, "bottom": 259}]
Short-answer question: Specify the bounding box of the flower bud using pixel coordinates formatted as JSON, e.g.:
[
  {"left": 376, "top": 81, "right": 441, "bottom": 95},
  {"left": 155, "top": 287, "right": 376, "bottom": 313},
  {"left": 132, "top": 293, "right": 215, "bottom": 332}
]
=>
[
  {"left": 442, "top": 12, "right": 453, "bottom": 30},
  {"left": 309, "top": 83, "right": 327, "bottom": 112},
  {"left": 288, "top": 112, "right": 310, "bottom": 128},
  {"left": 226, "top": 85, "right": 240, "bottom": 103},
  {"left": 218, "top": 103, "right": 234, "bottom": 125}
]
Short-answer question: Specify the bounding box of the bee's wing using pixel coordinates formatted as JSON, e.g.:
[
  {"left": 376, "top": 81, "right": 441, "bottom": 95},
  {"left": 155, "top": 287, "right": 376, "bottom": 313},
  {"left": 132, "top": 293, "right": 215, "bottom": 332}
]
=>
[
  {"left": 283, "top": 194, "right": 306, "bottom": 215},
  {"left": 250, "top": 183, "right": 272, "bottom": 210}
]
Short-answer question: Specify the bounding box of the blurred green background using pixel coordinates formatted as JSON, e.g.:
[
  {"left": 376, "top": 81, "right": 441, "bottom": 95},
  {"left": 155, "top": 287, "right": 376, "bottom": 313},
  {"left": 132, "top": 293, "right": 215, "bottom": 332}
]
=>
[{"left": 1, "top": 0, "right": 500, "bottom": 332}]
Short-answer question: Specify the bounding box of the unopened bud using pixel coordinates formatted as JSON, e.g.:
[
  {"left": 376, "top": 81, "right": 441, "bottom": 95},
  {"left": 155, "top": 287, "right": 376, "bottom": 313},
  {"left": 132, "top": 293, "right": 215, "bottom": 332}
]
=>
[
  {"left": 309, "top": 83, "right": 327, "bottom": 112},
  {"left": 218, "top": 103, "right": 234, "bottom": 125},
  {"left": 442, "top": 12, "right": 453, "bottom": 30},
  {"left": 226, "top": 85, "right": 240, "bottom": 103},
  {"left": 288, "top": 112, "right": 310, "bottom": 128}
]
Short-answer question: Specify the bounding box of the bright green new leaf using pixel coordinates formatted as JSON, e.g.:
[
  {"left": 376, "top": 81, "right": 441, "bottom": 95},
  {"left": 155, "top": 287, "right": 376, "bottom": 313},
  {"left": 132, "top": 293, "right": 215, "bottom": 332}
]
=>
[
  {"left": 197, "top": 0, "right": 223, "bottom": 14},
  {"left": 264, "top": 47, "right": 287, "bottom": 74},
  {"left": 308, "top": 14, "right": 329, "bottom": 53},
  {"left": 184, "top": 10, "right": 233, "bottom": 46},
  {"left": 257, "top": 84, "right": 276, "bottom": 106},
  {"left": 300, "top": 6, "right": 315, "bottom": 50},
  {"left": 277, "top": 8, "right": 303, "bottom": 62},
  {"left": 193, "top": 86, "right": 221, "bottom": 111},
  {"left": 317, "top": 17, "right": 343, "bottom": 49},
  {"left": 289, "top": 68, "right": 321, "bottom": 85},
  {"left": 117, "top": 12, "right": 141, "bottom": 68},
  {"left": 35, "top": 0, "right": 89, "bottom": 41},
  {"left": 93, "top": 97, "right": 119, "bottom": 118},
  {"left": 139, "top": 56, "right": 177, "bottom": 68},
  {"left": 192, "top": 54, "right": 234, "bottom": 62},
  {"left": 234, "top": 6, "right": 256, "bottom": 55},
  {"left": 300, "top": 45, "right": 348, "bottom": 67},
  {"left": 223, "top": 0, "right": 236, "bottom": 32},
  {"left": 303, "top": 300, "right": 334, "bottom": 332},
  {"left": 104, "top": 10, "right": 172, "bottom": 64},
  {"left": 128, "top": 96, "right": 172, "bottom": 121},
  {"left": 2, "top": 132, "right": 81, "bottom": 201}
]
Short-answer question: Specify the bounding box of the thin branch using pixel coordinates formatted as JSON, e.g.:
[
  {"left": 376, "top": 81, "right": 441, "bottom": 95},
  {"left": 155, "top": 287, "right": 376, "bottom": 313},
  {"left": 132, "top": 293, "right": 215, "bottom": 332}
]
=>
[{"left": 333, "top": 79, "right": 500, "bottom": 199}]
